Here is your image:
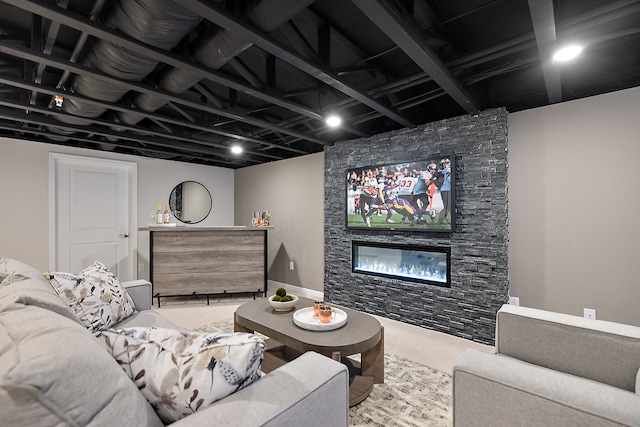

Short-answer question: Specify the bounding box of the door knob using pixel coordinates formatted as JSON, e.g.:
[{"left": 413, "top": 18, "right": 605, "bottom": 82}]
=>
[{"left": 119, "top": 233, "right": 129, "bottom": 238}]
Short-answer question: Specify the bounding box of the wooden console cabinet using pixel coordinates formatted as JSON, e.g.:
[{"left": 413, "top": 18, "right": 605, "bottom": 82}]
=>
[{"left": 140, "top": 226, "right": 270, "bottom": 305}]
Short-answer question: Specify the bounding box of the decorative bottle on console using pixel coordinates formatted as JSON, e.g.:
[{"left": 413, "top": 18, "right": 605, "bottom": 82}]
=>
[
  {"left": 163, "top": 204, "right": 171, "bottom": 224},
  {"left": 156, "top": 204, "right": 163, "bottom": 224}
]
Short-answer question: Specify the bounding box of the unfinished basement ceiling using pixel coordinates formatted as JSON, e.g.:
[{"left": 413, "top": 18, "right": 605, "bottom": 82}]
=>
[{"left": 0, "top": 0, "right": 638, "bottom": 168}]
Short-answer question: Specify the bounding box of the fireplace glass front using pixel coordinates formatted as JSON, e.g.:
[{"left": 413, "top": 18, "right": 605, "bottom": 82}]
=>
[{"left": 352, "top": 241, "right": 450, "bottom": 287}]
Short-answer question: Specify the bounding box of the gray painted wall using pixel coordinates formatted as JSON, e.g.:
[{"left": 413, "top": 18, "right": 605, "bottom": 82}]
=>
[
  {"left": 0, "top": 138, "right": 234, "bottom": 276},
  {"left": 324, "top": 109, "right": 509, "bottom": 345},
  {"left": 508, "top": 86, "right": 640, "bottom": 326},
  {"left": 234, "top": 152, "right": 325, "bottom": 292}
]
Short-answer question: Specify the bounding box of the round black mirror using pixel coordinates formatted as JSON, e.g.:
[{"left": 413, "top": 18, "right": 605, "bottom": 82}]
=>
[{"left": 169, "top": 181, "right": 212, "bottom": 224}]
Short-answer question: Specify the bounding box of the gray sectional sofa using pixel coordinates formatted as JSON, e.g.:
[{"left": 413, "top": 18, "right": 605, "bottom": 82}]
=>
[
  {"left": 453, "top": 304, "right": 640, "bottom": 426},
  {"left": 0, "top": 257, "right": 349, "bottom": 426}
]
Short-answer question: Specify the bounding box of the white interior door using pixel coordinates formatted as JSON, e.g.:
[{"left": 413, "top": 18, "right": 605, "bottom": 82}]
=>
[{"left": 50, "top": 153, "right": 137, "bottom": 280}]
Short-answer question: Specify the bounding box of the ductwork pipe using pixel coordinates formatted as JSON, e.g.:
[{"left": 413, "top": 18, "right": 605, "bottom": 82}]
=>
[
  {"left": 118, "top": 0, "right": 317, "bottom": 125},
  {"left": 52, "top": 0, "right": 204, "bottom": 129}
]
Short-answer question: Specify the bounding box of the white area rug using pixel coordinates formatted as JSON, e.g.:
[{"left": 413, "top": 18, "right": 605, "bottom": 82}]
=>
[{"left": 195, "top": 319, "right": 453, "bottom": 427}]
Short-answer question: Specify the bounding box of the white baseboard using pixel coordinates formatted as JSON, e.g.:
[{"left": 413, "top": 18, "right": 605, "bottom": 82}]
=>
[{"left": 268, "top": 280, "right": 324, "bottom": 301}]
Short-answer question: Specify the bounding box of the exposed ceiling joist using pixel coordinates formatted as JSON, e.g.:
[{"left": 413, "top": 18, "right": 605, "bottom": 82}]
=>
[
  {"left": 0, "top": 120, "right": 236, "bottom": 165},
  {"left": 178, "top": 0, "right": 416, "bottom": 129},
  {"left": 0, "top": 0, "right": 637, "bottom": 168},
  {"left": 0, "top": 99, "right": 288, "bottom": 162},
  {"left": 351, "top": 0, "right": 479, "bottom": 114},
  {"left": 2, "top": 0, "right": 332, "bottom": 129},
  {"left": 295, "top": 8, "right": 401, "bottom": 106},
  {"left": 0, "top": 74, "right": 310, "bottom": 157},
  {"left": 0, "top": 105, "right": 250, "bottom": 160},
  {"left": 527, "top": 0, "right": 562, "bottom": 103},
  {"left": 0, "top": 41, "right": 327, "bottom": 146}
]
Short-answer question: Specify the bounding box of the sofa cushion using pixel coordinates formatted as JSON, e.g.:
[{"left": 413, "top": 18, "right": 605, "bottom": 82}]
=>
[
  {"left": 0, "top": 256, "right": 42, "bottom": 281},
  {"left": 0, "top": 303, "right": 163, "bottom": 427},
  {"left": 115, "top": 308, "right": 183, "bottom": 330},
  {"left": 45, "top": 261, "right": 136, "bottom": 335},
  {"left": 0, "top": 257, "right": 76, "bottom": 321},
  {"left": 102, "top": 327, "right": 265, "bottom": 424}
]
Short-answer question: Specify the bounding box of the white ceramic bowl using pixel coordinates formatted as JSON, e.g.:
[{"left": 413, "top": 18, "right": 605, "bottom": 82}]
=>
[{"left": 268, "top": 294, "right": 298, "bottom": 311}]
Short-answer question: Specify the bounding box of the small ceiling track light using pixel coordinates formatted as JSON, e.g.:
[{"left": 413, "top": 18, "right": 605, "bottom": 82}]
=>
[
  {"left": 325, "top": 114, "right": 342, "bottom": 128},
  {"left": 553, "top": 45, "right": 583, "bottom": 62},
  {"left": 230, "top": 145, "right": 243, "bottom": 154}
]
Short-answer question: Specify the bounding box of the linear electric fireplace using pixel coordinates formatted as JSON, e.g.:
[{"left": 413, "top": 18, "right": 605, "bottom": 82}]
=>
[{"left": 352, "top": 241, "right": 451, "bottom": 287}]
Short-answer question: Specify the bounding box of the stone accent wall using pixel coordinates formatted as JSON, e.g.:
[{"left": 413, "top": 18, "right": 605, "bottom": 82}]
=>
[{"left": 324, "top": 108, "right": 509, "bottom": 345}]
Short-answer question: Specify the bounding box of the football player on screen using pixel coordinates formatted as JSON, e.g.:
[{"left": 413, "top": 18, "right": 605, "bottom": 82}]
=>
[
  {"left": 412, "top": 162, "right": 438, "bottom": 223},
  {"left": 385, "top": 193, "right": 420, "bottom": 225},
  {"left": 360, "top": 170, "right": 378, "bottom": 227},
  {"left": 437, "top": 158, "right": 452, "bottom": 224},
  {"left": 396, "top": 167, "right": 417, "bottom": 204},
  {"left": 379, "top": 178, "right": 399, "bottom": 223}
]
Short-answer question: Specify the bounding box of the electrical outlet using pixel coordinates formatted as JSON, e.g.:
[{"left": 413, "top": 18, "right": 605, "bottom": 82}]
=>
[
  {"left": 509, "top": 296, "right": 520, "bottom": 306},
  {"left": 584, "top": 308, "right": 596, "bottom": 320},
  {"left": 138, "top": 263, "right": 144, "bottom": 272},
  {"left": 289, "top": 261, "right": 294, "bottom": 271}
]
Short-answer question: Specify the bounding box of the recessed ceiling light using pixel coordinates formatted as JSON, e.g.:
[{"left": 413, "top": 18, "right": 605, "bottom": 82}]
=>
[
  {"left": 230, "top": 145, "right": 243, "bottom": 154},
  {"left": 553, "top": 45, "right": 583, "bottom": 62},
  {"left": 326, "top": 114, "right": 342, "bottom": 128}
]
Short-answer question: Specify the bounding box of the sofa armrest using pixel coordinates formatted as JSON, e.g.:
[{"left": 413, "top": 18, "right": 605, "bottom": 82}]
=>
[
  {"left": 122, "top": 280, "right": 152, "bottom": 311},
  {"left": 495, "top": 304, "right": 640, "bottom": 391},
  {"left": 453, "top": 349, "right": 640, "bottom": 427},
  {"left": 170, "top": 351, "right": 349, "bottom": 427}
]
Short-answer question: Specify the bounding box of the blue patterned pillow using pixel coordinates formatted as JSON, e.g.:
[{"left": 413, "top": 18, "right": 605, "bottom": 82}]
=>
[
  {"left": 45, "top": 261, "right": 136, "bottom": 335},
  {"left": 102, "top": 327, "right": 264, "bottom": 423}
]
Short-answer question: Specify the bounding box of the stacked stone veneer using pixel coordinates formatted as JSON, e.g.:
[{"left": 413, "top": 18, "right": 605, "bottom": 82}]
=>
[{"left": 324, "top": 108, "right": 509, "bottom": 345}]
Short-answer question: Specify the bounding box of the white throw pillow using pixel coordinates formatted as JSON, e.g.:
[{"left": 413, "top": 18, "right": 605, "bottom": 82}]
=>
[
  {"left": 102, "top": 327, "right": 265, "bottom": 424},
  {"left": 45, "top": 261, "right": 136, "bottom": 335}
]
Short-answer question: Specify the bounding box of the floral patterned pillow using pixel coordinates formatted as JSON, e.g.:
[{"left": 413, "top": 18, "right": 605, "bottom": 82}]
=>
[
  {"left": 45, "top": 261, "right": 136, "bottom": 335},
  {"left": 101, "top": 327, "right": 265, "bottom": 424}
]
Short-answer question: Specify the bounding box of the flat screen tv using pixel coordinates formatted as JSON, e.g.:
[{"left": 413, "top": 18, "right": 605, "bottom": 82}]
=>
[{"left": 346, "top": 156, "right": 455, "bottom": 232}]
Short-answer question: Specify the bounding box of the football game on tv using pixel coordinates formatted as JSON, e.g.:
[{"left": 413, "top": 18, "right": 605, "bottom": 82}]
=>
[{"left": 345, "top": 156, "right": 454, "bottom": 232}]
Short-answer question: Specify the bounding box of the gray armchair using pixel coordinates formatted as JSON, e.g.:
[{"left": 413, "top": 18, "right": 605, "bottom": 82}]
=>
[{"left": 453, "top": 304, "right": 640, "bottom": 426}]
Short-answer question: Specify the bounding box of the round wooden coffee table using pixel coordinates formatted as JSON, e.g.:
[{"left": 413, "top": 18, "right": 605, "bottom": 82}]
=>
[{"left": 234, "top": 296, "right": 384, "bottom": 406}]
